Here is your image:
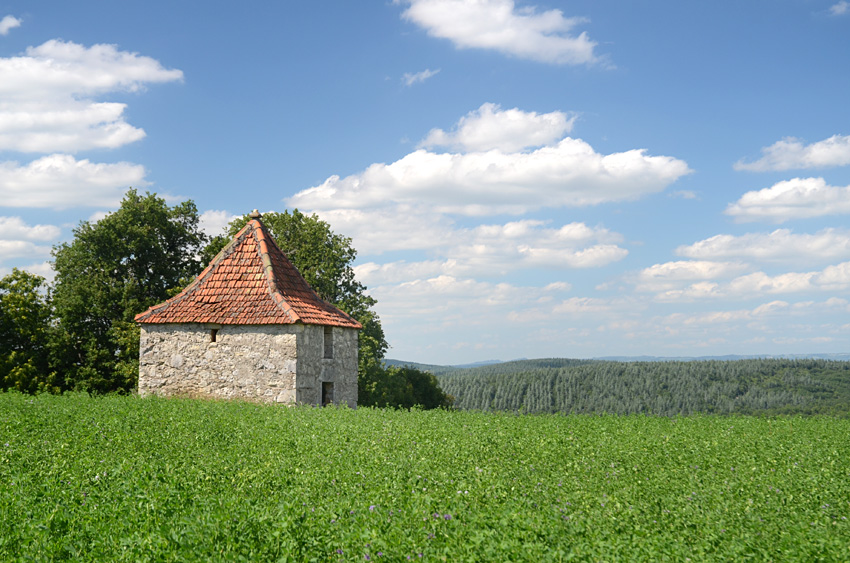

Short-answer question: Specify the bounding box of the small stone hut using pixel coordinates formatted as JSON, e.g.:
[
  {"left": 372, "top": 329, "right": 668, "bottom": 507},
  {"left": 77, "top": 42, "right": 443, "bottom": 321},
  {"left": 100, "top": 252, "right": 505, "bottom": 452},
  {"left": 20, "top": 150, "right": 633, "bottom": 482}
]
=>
[{"left": 134, "top": 211, "right": 361, "bottom": 406}]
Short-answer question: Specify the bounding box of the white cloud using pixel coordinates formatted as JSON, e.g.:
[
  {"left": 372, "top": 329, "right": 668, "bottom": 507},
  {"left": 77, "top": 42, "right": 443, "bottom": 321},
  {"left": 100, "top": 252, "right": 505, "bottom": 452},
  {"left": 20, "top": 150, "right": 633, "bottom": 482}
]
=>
[
  {"left": 662, "top": 301, "right": 790, "bottom": 328},
  {"left": 0, "top": 39, "right": 183, "bottom": 153},
  {"left": 635, "top": 260, "right": 750, "bottom": 292},
  {"left": 1, "top": 40, "right": 184, "bottom": 99},
  {"left": 290, "top": 139, "right": 690, "bottom": 217},
  {"left": 0, "top": 101, "right": 146, "bottom": 153},
  {"left": 354, "top": 219, "right": 627, "bottom": 285},
  {"left": 734, "top": 135, "right": 850, "bottom": 171},
  {"left": 830, "top": 1, "right": 850, "bottom": 16},
  {"left": 817, "top": 261, "right": 850, "bottom": 289},
  {"left": 397, "top": 0, "right": 601, "bottom": 65},
  {"left": 0, "top": 261, "right": 55, "bottom": 281},
  {"left": 0, "top": 216, "right": 61, "bottom": 241},
  {"left": 0, "top": 154, "right": 148, "bottom": 209},
  {"left": 676, "top": 228, "right": 850, "bottom": 264},
  {"left": 87, "top": 210, "right": 110, "bottom": 223},
  {"left": 727, "top": 271, "right": 817, "bottom": 295},
  {"left": 653, "top": 261, "right": 850, "bottom": 302},
  {"left": 552, "top": 296, "right": 612, "bottom": 314},
  {"left": 402, "top": 68, "right": 440, "bottom": 86},
  {"left": 0, "top": 15, "right": 21, "bottom": 35},
  {"left": 0, "top": 240, "right": 52, "bottom": 260},
  {"left": 311, "top": 206, "right": 457, "bottom": 255},
  {"left": 725, "top": 177, "right": 850, "bottom": 223},
  {"left": 373, "top": 274, "right": 531, "bottom": 323},
  {"left": 199, "top": 209, "right": 239, "bottom": 237},
  {"left": 419, "top": 103, "right": 576, "bottom": 152}
]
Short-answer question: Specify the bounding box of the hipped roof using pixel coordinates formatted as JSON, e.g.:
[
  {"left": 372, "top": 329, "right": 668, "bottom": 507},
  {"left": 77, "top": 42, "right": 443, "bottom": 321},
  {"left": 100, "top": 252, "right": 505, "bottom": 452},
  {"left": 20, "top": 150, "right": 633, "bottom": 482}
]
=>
[{"left": 134, "top": 218, "right": 362, "bottom": 328}]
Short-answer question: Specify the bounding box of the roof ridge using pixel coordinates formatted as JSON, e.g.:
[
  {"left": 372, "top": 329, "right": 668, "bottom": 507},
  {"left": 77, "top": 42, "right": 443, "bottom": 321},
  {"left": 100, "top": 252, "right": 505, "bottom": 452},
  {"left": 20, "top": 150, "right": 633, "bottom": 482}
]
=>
[
  {"left": 250, "top": 220, "right": 301, "bottom": 324},
  {"left": 134, "top": 214, "right": 362, "bottom": 328}
]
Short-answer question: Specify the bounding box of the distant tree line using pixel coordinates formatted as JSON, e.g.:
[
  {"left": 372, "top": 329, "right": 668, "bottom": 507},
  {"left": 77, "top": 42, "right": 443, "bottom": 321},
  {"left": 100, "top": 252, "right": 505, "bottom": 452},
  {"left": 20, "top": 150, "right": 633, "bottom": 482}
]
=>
[
  {"left": 437, "top": 358, "right": 850, "bottom": 416},
  {"left": 0, "top": 190, "right": 452, "bottom": 409}
]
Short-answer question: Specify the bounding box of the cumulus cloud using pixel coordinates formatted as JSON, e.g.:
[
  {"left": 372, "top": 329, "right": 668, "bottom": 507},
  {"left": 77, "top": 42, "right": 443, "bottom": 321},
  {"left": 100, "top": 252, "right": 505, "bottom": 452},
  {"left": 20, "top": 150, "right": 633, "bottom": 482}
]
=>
[
  {"left": 634, "top": 260, "right": 750, "bottom": 292},
  {"left": 0, "top": 261, "right": 55, "bottom": 281},
  {"left": 0, "top": 154, "right": 148, "bottom": 209},
  {"left": 1, "top": 40, "right": 184, "bottom": 99},
  {"left": 396, "top": 0, "right": 601, "bottom": 65},
  {"left": 0, "top": 39, "right": 183, "bottom": 153},
  {"left": 818, "top": 261, "right": 850, "bottom": 289},
  {"left": 0, "top": 216, "right": 61, "bottom": 241},
  {"left": 354, "top": 219, "right": 627, "bottom": 285},
  {"left": 676, "top": 228, "right": 850, "bottom": 265},
  {"left": 287, "top": 104, "right": 686, "bottom": 297},
  {"left": 0, "top": 15, "right": 21, "bottom": 35},
  {"left": 419, "top": 103, "right": 576, "bottom": 152},
  {"left": 308, "top": 206, "right": 457, "bottom": 255},
  {"left": 662, "top": 301, "right": 790, "bottom": 328},
  {"left": 0, "top": 240, "right": 52, "bottom": 260},
  {"left": 830, "top": 1, "right": 850, "bottom": 15},
  {"left": 734, "top": 135, "right": 850, "bottom": 172},
  {"left": 372, "top": 274, "right": 533, "bottom": 324},
  {"left": 0, "top": 101, "right": 147, "bottom": 153},
  {"left": 653, "top": 261, "right": 850, "bottom": 302},
  {"left": 199, "top": 209, "right": 239, "bottom": 237},
  {"left": 290, "top": 135, "right": 690, "bottom": 217},
  {"left": 402, "top": 68, "right": 440, "bottom": 86},
  {"left": 727, "top": 271, "right": 817, "bottom": 295},
  {"left": 725, "top": 177, "right": 850, "bottom": 223}
]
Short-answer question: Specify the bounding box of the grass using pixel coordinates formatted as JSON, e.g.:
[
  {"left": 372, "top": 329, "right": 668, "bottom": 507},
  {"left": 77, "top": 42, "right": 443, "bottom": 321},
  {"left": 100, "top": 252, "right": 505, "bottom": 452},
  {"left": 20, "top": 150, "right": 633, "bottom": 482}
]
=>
[{"left": 1, "top": 391, "right": 849, "bottom": 561}]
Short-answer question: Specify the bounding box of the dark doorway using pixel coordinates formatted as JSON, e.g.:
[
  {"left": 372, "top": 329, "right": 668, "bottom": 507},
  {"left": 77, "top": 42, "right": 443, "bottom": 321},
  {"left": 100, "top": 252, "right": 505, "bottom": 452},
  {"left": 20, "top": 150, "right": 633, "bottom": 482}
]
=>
[{"left": 322, "top": 382, "right": 334, "bottom": 406}]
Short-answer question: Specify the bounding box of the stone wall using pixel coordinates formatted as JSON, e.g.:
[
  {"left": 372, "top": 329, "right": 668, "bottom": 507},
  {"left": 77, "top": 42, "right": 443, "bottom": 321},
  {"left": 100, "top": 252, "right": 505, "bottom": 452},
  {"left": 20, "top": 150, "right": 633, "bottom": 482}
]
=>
[
  {"left": 138, "top": 323, "right": 358, "bottom": 406},
  {"left": 295, "top": 325, "right": 359, "bottom": 408}
]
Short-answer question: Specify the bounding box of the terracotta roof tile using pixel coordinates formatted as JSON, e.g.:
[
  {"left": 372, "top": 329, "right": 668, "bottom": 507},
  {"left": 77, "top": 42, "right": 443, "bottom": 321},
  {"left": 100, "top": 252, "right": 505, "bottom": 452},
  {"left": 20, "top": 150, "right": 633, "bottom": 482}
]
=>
[{"left": 134, "top": 218, "right": 362, "bottom": 328}]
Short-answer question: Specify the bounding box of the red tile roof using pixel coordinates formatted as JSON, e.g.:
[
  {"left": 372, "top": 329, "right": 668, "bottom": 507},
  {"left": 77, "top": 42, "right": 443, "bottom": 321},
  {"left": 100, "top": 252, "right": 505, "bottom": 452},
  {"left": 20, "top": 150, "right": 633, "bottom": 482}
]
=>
[{"left": 134, "top": 218, "right": 362, "bottom": 328}]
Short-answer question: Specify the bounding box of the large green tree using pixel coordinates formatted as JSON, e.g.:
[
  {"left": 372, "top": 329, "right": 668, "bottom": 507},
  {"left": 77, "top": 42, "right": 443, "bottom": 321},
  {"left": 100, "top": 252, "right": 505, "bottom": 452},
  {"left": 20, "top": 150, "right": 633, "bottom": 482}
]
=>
[
  {"left": 0, "top": 269, "right": 62, "bottom": 393},
  {"left": 51, "top": 190, "right": 208, "bottom": 393}
]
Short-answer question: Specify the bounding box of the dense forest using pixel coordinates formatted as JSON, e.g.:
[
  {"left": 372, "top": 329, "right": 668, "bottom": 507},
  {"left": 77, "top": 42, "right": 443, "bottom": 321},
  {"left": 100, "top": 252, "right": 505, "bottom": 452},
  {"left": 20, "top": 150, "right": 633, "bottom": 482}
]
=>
[{"left": 432, "top": 358, "right": 850, "bottom": 416}]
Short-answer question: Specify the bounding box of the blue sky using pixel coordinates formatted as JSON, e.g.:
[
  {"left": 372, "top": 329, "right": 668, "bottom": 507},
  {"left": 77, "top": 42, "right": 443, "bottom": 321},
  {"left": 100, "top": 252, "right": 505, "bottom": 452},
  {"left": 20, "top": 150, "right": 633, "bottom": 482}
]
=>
[{"left": 1, "top": 1, "right": 850, "bottom": 364}]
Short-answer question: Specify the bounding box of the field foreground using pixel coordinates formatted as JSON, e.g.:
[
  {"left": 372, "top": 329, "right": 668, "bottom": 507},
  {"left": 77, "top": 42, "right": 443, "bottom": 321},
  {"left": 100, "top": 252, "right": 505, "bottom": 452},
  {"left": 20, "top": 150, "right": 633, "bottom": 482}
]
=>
[{"left": 1, "top": 392, "right": 849, "bottom": 561}]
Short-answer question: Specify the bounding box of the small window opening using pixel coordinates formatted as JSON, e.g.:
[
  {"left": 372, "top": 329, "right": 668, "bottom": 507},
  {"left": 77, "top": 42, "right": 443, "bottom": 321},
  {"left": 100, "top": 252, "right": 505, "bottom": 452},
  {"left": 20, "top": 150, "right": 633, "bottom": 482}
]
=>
[
  {"left": 322, "top": 382, "right": 334, "bottom": 406},
  {"left": 210, "top": 328, "right": 218, "bottom": 343},
  {"left": 323, "top": 326, "right": 333, "bottom": 359}
]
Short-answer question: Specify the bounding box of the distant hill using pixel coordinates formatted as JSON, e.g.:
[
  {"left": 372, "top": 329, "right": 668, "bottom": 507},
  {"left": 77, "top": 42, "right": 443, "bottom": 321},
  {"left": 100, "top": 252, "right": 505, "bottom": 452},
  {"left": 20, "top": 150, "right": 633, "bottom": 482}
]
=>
[
  {"left": 388, "top": 353, "right": 850, "bottom": 372},
  {"left": 383, "top": 359, "right": 460, "bottom": 376},
  {"left": 384, "top": 357, "right": 591, "bottom": 375},
  {"left": 426, "top": 357, "right": 850, "bottom": 417},
  {"left": 595, "top": 353, "right": 850, "bottom": 362}
]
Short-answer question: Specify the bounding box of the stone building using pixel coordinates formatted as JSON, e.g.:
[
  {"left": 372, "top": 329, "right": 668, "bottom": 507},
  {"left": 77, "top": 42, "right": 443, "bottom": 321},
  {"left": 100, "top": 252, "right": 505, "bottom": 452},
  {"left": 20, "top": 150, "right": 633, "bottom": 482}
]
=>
[{"left": 134, "top": 211, "right": 361, "bottom": 406}]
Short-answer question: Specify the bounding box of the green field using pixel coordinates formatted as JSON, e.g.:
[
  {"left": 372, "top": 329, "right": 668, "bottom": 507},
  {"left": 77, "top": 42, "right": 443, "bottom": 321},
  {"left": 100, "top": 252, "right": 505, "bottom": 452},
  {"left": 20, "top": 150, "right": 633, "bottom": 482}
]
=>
[{"left": 2, "top": 392, "right": 849, "bottom": 561}]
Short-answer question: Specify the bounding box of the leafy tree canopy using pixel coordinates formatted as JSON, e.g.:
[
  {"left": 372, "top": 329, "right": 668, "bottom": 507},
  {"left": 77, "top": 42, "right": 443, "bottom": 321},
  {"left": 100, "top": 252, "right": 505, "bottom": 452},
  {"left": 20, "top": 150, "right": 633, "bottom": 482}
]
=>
[
  {"left": 0, "top": 269, "right": 60, "bottom": 393},
  {"left": 51, "top": 189, "right": 208, "bottom": 392}
]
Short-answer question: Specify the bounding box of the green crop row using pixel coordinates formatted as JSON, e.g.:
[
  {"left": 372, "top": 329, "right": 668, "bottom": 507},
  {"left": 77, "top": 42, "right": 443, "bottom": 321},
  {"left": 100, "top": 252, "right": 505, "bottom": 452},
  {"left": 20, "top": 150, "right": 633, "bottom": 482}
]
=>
[{"left": 1, "top": 391, "right": 848, "bottom": 561}]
